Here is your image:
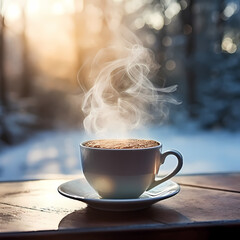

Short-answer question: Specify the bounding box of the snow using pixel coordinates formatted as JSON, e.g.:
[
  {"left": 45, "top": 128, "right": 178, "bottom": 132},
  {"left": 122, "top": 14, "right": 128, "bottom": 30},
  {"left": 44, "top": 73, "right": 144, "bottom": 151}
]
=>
[{"left": 0, "top": 126, "right": 240, "bottom": 181}]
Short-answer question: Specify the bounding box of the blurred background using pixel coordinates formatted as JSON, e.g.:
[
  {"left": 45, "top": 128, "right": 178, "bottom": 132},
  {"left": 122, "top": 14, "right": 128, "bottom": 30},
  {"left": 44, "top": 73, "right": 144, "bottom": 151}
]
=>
[{"left": 0, "top": 0, "right": 240, "bottom": 181}]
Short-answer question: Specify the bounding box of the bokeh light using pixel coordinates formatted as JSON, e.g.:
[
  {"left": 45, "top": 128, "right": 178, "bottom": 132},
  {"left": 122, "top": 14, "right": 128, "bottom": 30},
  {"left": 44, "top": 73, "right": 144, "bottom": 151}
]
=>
[{"left": 222, "top": 37, "right": 237, "bottom": 54}]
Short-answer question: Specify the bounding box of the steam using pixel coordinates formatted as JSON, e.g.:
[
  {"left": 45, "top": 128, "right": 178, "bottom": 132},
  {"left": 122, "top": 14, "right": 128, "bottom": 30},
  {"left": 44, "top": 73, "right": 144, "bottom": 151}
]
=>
[{"left": 78, "top": 28, "right": 178, "bottom": 137}]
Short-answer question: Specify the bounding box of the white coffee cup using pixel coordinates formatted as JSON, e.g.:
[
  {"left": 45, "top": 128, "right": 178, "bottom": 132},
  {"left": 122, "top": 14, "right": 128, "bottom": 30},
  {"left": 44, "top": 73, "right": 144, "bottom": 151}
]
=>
[{"left": 80, "top": 139, "right": 183, "bottom": 199}]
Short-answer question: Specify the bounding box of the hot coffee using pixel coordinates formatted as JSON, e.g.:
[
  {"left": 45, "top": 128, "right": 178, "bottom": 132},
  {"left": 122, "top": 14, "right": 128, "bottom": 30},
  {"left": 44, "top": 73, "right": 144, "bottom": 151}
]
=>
[
  {"left": 80, "top": 139, "right": 183, "bottom": 199},
  {"left": 84, "top": 139, "right": 159, "bottom": 149}
]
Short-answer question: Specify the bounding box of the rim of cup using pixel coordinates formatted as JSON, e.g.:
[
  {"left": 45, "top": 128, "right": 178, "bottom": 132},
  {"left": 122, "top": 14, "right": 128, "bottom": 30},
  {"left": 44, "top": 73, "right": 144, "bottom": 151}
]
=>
[{"left": 80, "top": 139, "right": 162, "bottom": 151}]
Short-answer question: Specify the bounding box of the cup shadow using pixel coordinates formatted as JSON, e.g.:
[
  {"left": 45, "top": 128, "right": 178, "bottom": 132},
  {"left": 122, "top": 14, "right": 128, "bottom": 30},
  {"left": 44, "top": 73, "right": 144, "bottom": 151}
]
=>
[{"left": 58, "top": 205, "right": 190, "bottom": 230}]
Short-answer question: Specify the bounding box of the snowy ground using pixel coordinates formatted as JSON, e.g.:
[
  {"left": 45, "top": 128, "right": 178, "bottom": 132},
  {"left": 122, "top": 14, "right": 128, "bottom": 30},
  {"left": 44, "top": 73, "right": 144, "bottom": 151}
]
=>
[{"left": 0, "top": 125, "right": 240, "bottom": 181}]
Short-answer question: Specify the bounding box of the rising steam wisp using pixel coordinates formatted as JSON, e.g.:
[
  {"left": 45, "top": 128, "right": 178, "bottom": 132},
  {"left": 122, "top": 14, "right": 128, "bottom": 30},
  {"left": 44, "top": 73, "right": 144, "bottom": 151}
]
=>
[{"left": 79, "top": 30, "right": 179, "bottom": 137}]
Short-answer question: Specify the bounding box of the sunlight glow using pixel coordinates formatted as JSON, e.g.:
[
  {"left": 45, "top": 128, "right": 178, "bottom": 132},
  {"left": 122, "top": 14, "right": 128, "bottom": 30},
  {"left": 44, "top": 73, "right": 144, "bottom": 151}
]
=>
[
  {"left": 223, "top": 2, "right": 238, "bottom": 18},
  {"left": 52, "top": 2, "right": 65, "bottom": 15},
  {"left": 4, "top": 2, "right": 21, "bottom": 22},
  {"left": 85, "top": 4, "right": 103, "bottom": 34},
  {"left": 124, "top": 0, "right": 145, "bottom": 14},
  {"left": 180, "top": 0, "right": 188, "bottom": 10},
  {"left": 134, "top": 18, "right": 145, "bottom": 29},
  {"left": 166, "top": 60, "right": 176, "bottom": 71},
  {"left": 165, "top": 2, "right": 181, "bottom": 19},
  {"left": 144, "top": 11, "right": 164, "bottom": 30},
  {"left": 222, "top": 37, "right": 237, "bottom": 54},
  {"left": 93, "top": 176, "right": 114, "bottom": 194},
  {"left": 26, "top": 0, "right": 40, "bottom": 16}
]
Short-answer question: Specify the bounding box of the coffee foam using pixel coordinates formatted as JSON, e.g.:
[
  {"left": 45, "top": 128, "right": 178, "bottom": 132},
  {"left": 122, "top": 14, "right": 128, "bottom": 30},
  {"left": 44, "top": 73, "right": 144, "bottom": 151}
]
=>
[{"left": 84, "top": 139, "right": 159, "bottom": 149}]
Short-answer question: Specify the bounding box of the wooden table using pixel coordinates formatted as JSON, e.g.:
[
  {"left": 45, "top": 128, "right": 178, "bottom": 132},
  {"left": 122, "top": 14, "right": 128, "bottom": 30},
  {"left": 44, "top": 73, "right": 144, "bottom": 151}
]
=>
[{"left": 0, "top": 173, "right": 240, "bottom": 239}]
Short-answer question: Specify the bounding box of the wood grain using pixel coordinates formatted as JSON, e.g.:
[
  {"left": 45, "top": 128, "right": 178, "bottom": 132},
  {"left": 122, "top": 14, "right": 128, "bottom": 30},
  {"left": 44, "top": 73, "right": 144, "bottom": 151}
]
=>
[
  {"left": 174, "top": 172, "right": 240, "bottom": 193},
  {"left": 0, "top": 174, "right": 240, "bottom": 234}
]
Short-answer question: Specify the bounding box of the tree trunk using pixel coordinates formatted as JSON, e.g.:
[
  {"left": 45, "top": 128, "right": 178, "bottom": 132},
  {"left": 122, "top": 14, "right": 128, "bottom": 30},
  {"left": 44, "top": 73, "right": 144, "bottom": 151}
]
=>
[
  {"left": 180, "top": 0, "right": 197, "bottom": 117},
  {"left": 216, "top": 0, "right": 225, "bottom": 52},
  {"left": 0, "top": 0, "right": 12, "bottom": 144},
  {"left": 0, "top": 1, "right": 7, "bottom": 108},
  {"left": 20, "top": 1, "right": 31, "bottom": 98}
]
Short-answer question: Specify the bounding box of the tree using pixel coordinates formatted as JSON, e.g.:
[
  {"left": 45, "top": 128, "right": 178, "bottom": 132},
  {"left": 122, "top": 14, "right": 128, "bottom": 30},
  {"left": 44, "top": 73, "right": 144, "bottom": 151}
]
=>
[
  {"left": 0, "top": 0, "right": 7, "bottom": 108},
  {"left": 20, "top": 0, "right": 31, "bottom": 98},
  {"left": 180, "top": 0, "right": 197, "bottom": 117},
  {"left": 0, "top": 0, "right": 12, "bottom": 144}
]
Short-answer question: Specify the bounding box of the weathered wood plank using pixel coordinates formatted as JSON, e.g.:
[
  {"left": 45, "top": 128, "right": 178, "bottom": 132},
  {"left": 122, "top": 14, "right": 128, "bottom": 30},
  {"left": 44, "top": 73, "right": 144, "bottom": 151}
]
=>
[
  {"left": 1, "top": 221, "right": 240, "bottom": 240},
  {"left": 0, "top": 175, "right": 239, "bottom": 233},
  {"left": 0, "top": 203, "right": 62, "bottom": 232},
  {"left": 58, "top": 186, "right": 240, "bottom": 229},
  {"left": 0, "top": 179, "right": 85, "bottom": 232},
  {"left": 173, "top": 173, "right": 240, "bottom": 193}
]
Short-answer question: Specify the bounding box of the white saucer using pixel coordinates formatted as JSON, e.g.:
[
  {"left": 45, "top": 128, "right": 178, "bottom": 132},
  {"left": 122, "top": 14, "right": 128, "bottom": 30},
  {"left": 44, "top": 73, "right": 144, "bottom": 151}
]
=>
[{"left": 58, "top": 178, "right": 180, "bottom": 211}]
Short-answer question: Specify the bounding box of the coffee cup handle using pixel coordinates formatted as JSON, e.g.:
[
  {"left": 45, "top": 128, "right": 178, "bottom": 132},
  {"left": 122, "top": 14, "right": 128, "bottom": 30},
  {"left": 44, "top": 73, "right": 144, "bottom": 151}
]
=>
[{"left": 147, "top": 150, "right": 183, "bottom": 190}]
